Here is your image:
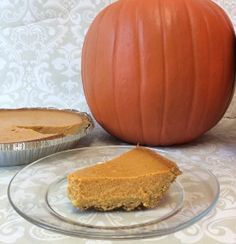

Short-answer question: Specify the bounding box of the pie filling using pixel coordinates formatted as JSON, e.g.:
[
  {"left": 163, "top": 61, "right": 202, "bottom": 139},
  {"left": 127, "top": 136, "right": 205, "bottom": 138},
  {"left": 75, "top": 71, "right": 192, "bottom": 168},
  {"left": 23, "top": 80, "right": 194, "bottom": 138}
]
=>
[
  {"left": 67, "top": 147, "right": 182, "bottom": 211},
  {"left": 0, "top": 109, "right": 92, "bottom": 143}
]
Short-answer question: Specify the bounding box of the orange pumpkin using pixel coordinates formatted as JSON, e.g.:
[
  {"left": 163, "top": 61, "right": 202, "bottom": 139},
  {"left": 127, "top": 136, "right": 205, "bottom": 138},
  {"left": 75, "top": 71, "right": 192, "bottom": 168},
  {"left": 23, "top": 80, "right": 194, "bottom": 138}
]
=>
[{"left": 82, "top": 0, "right": 236, "bottom": 146}]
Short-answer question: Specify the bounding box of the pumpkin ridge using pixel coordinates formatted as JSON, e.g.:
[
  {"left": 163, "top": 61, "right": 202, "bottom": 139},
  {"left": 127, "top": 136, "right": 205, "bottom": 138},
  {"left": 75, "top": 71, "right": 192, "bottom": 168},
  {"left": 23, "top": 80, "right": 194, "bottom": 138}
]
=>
[
  {"left": 112, "top": 2, "right": 125, "bottom": 139},
  {"left": 93, "top": 8, "right": 110, "bottom": 125},
  {"left": 199, "top": 3, "right": 223, "bottom": 130},
  {"left": 198, "top": 2, "right": 210, "bottom": 131},
  {"left": 209, "top": 4, "right": 226, "bottom": 124},
  {"left": 183, "top": 0, "right": 197, "bottom": 137},
  {"left": 136, "top": 2, "right": 145, "bottom": 144},
  {"left": 208, "top": 0, "right": 235, "bottom": 33},
  {"left": 82, "top": 19, "right": 100, "bottom": 121},
  {"left": 202, "top": 2, "right": 234, "bottom": 128},
  {"left": 158, "top": 0, "right": 167, "bottom": 145},
  {"left": 81, "top": 29, "right": 88, "bottom": 101},
  {"left": 209, "top": 3, "right": 236, "bottom": 125},
  {"left": 82, "top": 24, "right": 95, "bottom": 110}
]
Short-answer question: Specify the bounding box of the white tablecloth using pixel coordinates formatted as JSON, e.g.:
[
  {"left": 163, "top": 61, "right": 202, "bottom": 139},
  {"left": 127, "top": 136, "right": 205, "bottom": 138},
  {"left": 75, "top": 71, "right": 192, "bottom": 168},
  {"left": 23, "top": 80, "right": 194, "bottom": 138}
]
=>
[{"left": 0, "top": 119, "right": 235, "bottom": 244}]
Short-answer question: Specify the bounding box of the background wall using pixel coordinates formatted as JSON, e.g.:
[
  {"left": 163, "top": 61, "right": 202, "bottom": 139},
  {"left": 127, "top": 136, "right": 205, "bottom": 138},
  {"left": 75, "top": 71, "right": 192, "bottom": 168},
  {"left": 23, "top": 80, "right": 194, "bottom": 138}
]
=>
[{"left": 0, "top": 0, "right": 235, "bottom": 118}]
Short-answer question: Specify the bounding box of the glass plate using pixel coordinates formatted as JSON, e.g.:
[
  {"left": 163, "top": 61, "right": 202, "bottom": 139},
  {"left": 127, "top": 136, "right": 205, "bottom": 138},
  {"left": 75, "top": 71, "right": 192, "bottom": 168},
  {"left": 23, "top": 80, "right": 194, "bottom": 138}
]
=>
[{"left": 8, "top": 146, "right": 220, "bottom": 240}]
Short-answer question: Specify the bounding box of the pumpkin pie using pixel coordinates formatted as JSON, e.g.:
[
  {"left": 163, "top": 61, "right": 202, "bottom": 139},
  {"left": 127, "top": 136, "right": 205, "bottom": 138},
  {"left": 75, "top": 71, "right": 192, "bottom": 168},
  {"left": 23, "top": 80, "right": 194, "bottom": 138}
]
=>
[
  {"left": 67, "top": 147, "right": 182, "bottom": 211},
  {"left": 0, "top": 109, "right": 92, "bottom": 143}
]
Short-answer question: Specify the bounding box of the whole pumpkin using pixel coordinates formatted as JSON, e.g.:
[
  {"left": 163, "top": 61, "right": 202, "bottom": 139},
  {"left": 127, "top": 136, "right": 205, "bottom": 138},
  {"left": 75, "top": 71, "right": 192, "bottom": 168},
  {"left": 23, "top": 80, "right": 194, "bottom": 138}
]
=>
[{"left": 82, "top": 0, "right": 236, "bottom": 146}]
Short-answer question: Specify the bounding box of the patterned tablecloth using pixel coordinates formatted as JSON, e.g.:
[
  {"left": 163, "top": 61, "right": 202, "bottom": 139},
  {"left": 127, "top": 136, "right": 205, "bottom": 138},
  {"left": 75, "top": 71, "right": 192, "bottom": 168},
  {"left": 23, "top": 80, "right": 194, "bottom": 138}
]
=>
[{"left": 0, "top": 118, "right": 235, "bottom": 244}]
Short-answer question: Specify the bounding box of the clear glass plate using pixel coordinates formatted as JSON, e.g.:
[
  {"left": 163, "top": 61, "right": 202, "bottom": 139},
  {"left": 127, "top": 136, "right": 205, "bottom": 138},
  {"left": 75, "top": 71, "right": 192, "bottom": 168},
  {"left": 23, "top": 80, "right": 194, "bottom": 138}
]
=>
[{"left": 8, "top": 146, "right": 220, "bottom": 240}]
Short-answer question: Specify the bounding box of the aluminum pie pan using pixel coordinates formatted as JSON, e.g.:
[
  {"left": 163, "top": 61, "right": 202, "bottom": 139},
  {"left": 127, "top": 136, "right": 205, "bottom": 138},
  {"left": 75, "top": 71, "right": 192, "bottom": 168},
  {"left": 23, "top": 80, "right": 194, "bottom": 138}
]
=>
[{"left": 0, "top": 108, "right": 94, "bottom": 167}]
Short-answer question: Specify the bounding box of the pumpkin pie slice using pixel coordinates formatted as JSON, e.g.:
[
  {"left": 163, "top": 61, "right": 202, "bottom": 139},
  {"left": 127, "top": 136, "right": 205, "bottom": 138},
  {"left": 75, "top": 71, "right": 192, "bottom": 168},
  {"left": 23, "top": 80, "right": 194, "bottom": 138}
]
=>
[
  {"left": 67, "top": 147, "right": 182, "bottom": 211},
  {"left": 0, "top": 109, "right": 92, "bottom": 143}
]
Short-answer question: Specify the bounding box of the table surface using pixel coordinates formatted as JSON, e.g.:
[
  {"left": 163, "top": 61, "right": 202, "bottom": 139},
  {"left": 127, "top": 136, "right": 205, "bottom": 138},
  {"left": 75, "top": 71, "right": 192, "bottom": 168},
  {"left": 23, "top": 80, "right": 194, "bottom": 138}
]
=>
[{"left": 0, "top": 119, "right": 235, "bottom": 244}]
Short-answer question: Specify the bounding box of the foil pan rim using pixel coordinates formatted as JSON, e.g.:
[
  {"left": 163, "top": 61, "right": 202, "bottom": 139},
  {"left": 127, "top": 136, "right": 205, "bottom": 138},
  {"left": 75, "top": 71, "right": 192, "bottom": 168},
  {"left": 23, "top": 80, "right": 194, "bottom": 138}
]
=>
[{"left": 0, "top": 107, "right": 94, "bottom": 151}]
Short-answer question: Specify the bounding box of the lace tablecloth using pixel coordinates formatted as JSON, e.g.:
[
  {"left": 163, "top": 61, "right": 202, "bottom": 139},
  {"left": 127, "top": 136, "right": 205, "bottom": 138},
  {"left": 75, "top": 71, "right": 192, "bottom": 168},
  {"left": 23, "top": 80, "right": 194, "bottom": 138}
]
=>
[{"left": 0, "top": 118, "right": 235, "bottom": 244}]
